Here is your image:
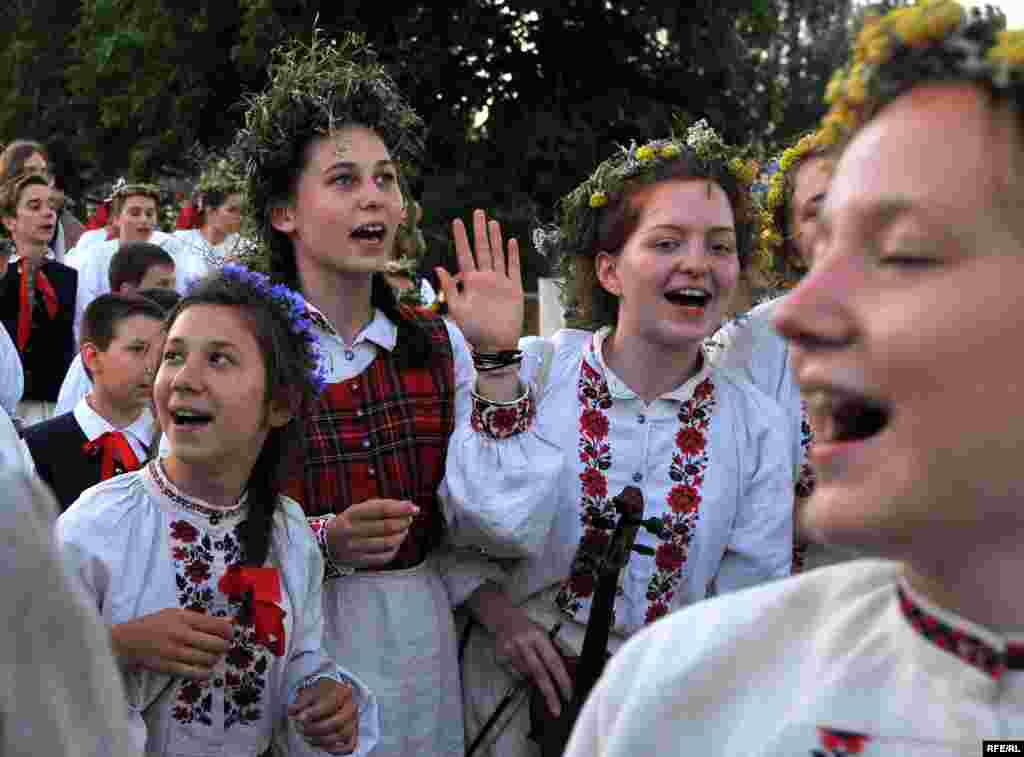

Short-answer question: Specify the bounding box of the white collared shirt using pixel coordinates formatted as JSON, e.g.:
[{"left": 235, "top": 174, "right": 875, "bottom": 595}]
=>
[
  {"left": 564, "top": 559, "right": 1024, "bottom": 755},
  {"left": 73, "top": 395, "right": 155, "bottom": 463},
  {"left": 71, "top": 232, "right": 205, "bottom": 345}
]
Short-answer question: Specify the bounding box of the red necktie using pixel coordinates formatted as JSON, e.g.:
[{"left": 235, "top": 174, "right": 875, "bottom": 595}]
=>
[
  {"left": 16, "top": 259, "right": 59, "bottom": 352},
  {"left": 83, "top": 431, "right": 142, "bottom": 480}
]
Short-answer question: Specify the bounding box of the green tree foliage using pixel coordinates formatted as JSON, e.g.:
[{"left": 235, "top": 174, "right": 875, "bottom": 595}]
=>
[{"left": 1, "top": 0, "right": 861, "bottom": 285}]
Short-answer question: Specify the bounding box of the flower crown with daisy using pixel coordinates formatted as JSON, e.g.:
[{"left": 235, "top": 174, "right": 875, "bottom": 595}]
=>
[
  {"left": 535, "top": 119, "right": 762, "bottom": 329},
  {"left": 821, "top": 0, "right": 1020, "bottom": 146},
  {"left": 758, "top": 129, "right": 838, "bottom": 288},
  {"left": 180, "top": 264, "right": 327, "bottom": 400}
]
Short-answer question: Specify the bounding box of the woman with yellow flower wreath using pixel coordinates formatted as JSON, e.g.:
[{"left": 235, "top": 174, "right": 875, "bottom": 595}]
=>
[
  {"left": 563, "top": 3, "right": 1024, "bottom": 755},
  {"left": 713, "top": 128, "right": 860, "bottom": 573},
  {"left": 445, "top": 121, "right": 795, "bottom": 757}
]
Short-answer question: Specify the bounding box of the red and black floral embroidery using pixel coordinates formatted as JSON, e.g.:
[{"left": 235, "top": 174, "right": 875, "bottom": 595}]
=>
[
  {"left": 811, "top": 727, "right": 870, "bottom": 756},
  {"left": 168, "top": 517, "right": 277, "bottom": 731},
  {"left": 792, "top": 403, "right": 815, "bottom": 574},
  {"left": 223, "top": 622, "right": 271, "bottom": 728},
  {"left": 471, "top": 390, "right": 536, "bottom": 440},
  {"left": 556, "top": 356, "right": 716, "bottom": 626},
  {"left": 898, "top": 584, "right": 1014, "bottom": 679},
  {"left": 645, "top": 377, "right": 715, "bottom": 623}
]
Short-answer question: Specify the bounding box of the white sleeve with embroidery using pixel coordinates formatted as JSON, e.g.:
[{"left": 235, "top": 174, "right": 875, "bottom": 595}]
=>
[
  {"left": 439, "top": 326, "right": 566, "bottom": 559},
  {"left": 276, "top": 501, "right": 380, "bottom": 757},
  {"left": 713, "top": 381, "right": 795, "bottom": 593}
]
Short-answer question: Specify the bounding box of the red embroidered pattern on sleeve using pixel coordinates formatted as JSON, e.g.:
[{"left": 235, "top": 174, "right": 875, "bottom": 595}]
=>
[
  {"left": 793, "top": 402, "right": 815, "bottom": 574},
  {"left": 555, "top": 359, "right": 717, "bottom": 627},
  {"left": 309, "top": 515, "right": 344, "bottom": 580},
  {"left": 470, "top": 390, "right": 535, "bottom": 440},
  {"left": 811, "top": 727, "right": 870, "bottom": 756}
]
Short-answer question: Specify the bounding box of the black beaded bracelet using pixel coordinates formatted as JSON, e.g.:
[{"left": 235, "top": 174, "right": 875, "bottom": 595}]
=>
[{"left": 473, "top": 349, "right": 523, "bottom": 372}]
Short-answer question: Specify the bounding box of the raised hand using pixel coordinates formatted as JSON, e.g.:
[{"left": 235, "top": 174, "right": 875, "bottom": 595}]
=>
[
  {"left": 437, "top": 209, "right": 524, "bottom": 351},
  {"left": 111, "top": 608, "right": 233, "bottom": 679}
]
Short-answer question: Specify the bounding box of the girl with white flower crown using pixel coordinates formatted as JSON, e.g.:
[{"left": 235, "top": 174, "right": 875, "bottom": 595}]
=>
[
  {"left": 57, "top": 264, "right": 379, "bottom": 756},
  {"left": 443, "top": 122, "right": 795, "bottom": 757}
]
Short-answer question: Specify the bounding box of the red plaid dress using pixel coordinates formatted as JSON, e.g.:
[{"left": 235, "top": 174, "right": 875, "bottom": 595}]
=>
[{"left": 288, "top": 307, "right": 455, "bottom": 569}]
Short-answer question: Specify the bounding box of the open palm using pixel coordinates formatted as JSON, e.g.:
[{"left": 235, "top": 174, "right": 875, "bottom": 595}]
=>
[{"left": 437, "top": 209, "right": 524, "bottom": 351}]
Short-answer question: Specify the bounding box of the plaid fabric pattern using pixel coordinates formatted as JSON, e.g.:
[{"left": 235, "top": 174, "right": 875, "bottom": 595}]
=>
[{"left": 288, "top": 307, "right": 455, "bottom": 569}]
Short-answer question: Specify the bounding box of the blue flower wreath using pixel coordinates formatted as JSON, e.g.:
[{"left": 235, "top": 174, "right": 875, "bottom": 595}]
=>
[{"left": 193, "top": 263, "right": 328, "bottom": 396}]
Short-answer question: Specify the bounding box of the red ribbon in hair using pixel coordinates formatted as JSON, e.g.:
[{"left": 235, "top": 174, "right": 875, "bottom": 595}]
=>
[
  {"left": 82, "top": 431, "right": 142, "bottom": 481},
  {"left": 218, "top": 566, "right": 286, "bottom": 657},
  {"left": 16, "top": 259, "right": 59, "bottom": 352}
]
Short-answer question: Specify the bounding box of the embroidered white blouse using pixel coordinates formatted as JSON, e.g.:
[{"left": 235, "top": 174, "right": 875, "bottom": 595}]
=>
[
  {"left": 712, "top": 297, "right": 806, "bottom": 482},
  {"left": 172, "top": 229, "right": 243, "bottom": 273},
  {"left": 443, "top": 327, "right": 795, "bottom": 635},
  {"left": 564, "top": 559, "right": 1024, "bottom": 756},
  {"left": 56, "top": 461, "right": 380, "bottom": 757}
]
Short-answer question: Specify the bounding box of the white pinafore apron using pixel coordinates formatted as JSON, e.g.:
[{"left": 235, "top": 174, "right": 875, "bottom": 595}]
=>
[{"left": 321, "top": 557, "right": 463, "bottom": 756}]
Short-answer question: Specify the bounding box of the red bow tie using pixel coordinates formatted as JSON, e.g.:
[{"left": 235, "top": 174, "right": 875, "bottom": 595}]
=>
[{"left": 83, "top": 431, "right": 142, "bottom": 481}]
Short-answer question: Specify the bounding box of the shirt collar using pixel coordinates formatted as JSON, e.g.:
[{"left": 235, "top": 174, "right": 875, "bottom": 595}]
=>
[
  {"left": 586, "top": 326, "right": 711, "bottom": 402},
  {"left": 897, "top": 576, "right": 1024, "bottom": 680},
  {"left": 305, "top": 301, "right": 397, "bottom": 352},
  {"left": 74, "top": 396, "right": 155, "bottom": 449}
]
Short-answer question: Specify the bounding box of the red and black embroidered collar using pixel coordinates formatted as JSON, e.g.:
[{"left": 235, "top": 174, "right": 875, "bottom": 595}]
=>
[{"left": 897, "top": 582, "right": 1024, "bottom": 679}]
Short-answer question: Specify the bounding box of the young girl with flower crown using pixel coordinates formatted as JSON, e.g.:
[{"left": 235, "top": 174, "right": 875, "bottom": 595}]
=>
[
  {"left": 441, "top": 123, "right": 796, "bottom": 757},
  {"left": 232, "top": 32, "right": 509, "bottom": 757},
  {"left": 56, "top": 264, "right": 379, "bottom": 756},
  {"left": 713, "top": 130, "right": 860, "bottom": 573}
]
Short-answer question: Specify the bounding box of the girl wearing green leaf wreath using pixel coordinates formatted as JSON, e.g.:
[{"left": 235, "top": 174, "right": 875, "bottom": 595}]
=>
[
  {"left": 713, "top": 129, "right": 860, "bottom": 573},
  {"left": 173, "top": 157, "right": 246, "bottom": 273},
  {"left": 232, "top": 32, "right": 515, "bottom": 757},
  {"left": 443, "top": 122, "right": 796, "bottom": 757}
]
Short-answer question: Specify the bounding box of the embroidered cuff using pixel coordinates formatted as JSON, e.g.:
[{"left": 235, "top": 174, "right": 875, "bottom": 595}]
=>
[
  {"left": 470, "top": 386, "right": 535, "bottom": 440},
  {"left": 309, "top": 515, "right": 354, "bottom": 580}
]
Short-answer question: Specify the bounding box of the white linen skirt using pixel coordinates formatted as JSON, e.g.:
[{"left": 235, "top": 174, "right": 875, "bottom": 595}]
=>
[{"left": 321, "top": 557, "right": 463, "bottom": 757}]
